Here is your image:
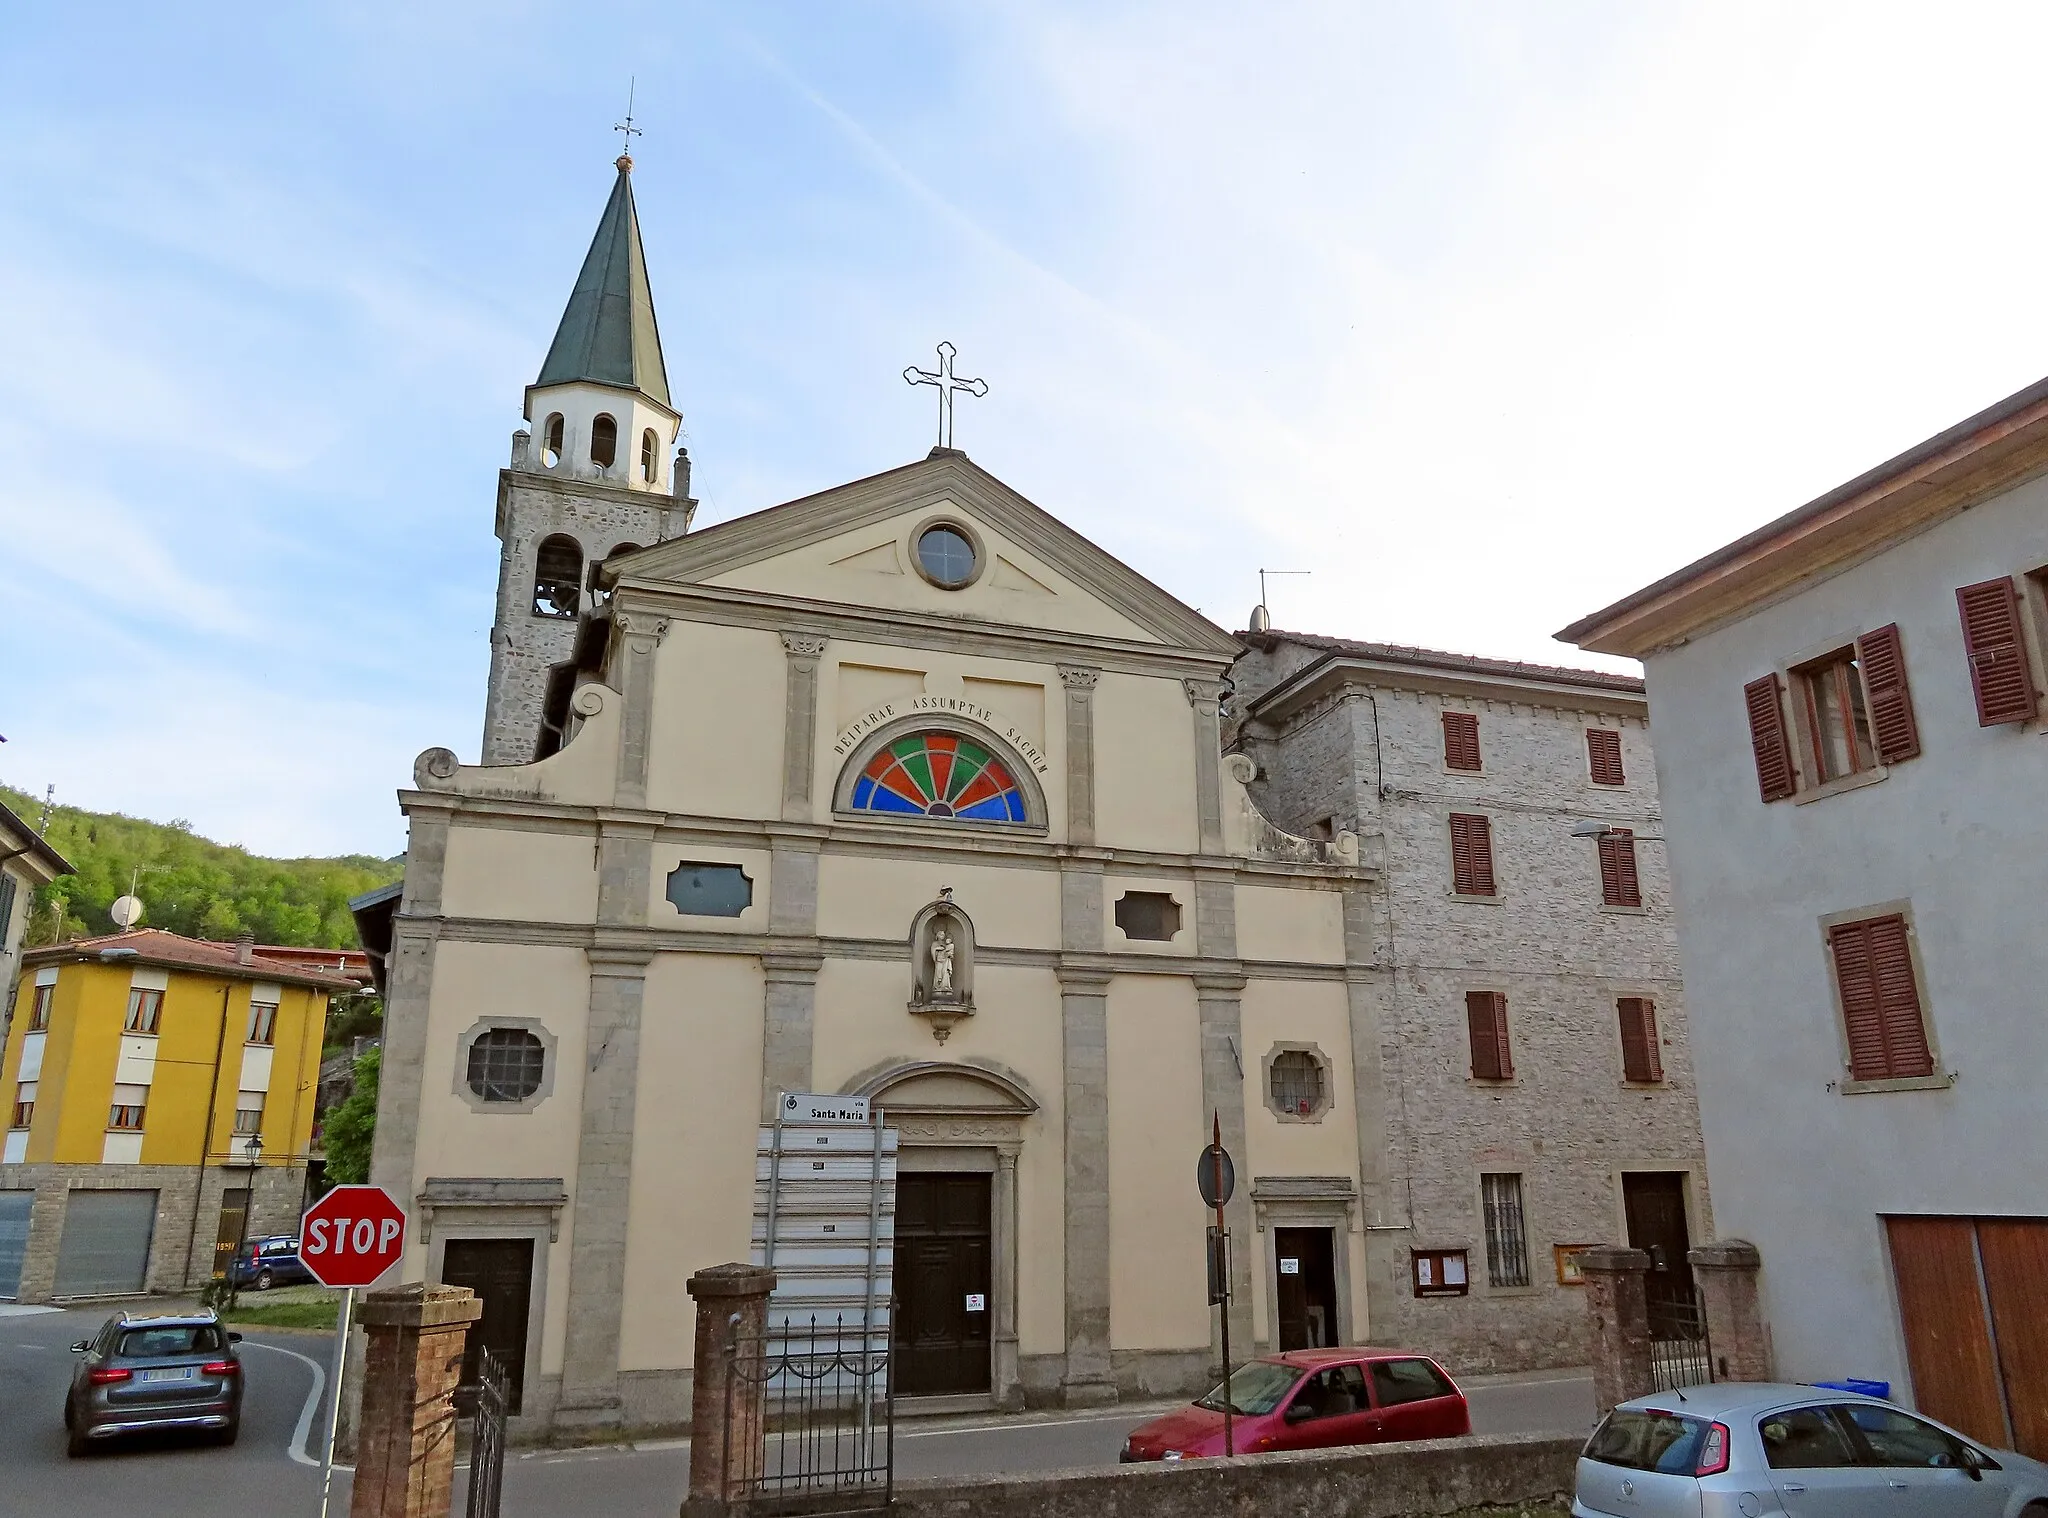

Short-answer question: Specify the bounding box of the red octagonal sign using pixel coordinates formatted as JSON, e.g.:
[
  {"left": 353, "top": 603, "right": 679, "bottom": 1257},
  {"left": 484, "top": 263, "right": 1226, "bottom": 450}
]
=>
[{"left": 300, "top": 1184, "right": 407, "bottom": 1289}]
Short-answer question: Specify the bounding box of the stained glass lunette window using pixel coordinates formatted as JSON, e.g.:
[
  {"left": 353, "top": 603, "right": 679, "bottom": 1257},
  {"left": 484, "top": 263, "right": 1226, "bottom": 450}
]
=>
[{"left": 850, "top": 732, "right": 1027, "bottom": 822}]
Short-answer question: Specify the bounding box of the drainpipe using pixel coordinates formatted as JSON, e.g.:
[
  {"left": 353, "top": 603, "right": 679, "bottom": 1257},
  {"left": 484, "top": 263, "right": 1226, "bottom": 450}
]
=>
[{"left": 182, "top": 985, "right": 234, "bottom": 1291}]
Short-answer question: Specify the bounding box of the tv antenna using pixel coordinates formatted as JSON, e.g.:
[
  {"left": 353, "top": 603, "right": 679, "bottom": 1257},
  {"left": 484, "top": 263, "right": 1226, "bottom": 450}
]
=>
[{"left": 1248, "top": 569, "right": 1310, "bottom": 633}]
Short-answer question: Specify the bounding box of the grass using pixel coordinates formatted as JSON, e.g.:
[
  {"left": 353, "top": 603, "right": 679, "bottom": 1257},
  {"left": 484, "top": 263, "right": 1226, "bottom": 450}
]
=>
[{"left": 223, "top": 1283, "right": 343, "bottom": 1332}]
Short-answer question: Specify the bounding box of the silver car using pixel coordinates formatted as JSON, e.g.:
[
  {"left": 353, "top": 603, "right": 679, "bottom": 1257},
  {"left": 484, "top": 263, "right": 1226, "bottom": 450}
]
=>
[
  {"left": 1575, "top": 1383, "right": 2048, "bottom": 1517},
  {"left": 64, "top": 1310, "right": 244, "bottom": 1456}
]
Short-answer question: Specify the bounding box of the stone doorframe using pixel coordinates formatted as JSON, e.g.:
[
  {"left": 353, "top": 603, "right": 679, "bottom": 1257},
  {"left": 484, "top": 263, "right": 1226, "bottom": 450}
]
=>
[
  {"left": 846, "top": 1059, "right": 1037, "bottom": 1412},
  {"left": 1251, "top": 1175, "right": 1359, "bottom": 1353},
  {"left": 416, "top": 1176, "right": 568, "bottom": 1422}
]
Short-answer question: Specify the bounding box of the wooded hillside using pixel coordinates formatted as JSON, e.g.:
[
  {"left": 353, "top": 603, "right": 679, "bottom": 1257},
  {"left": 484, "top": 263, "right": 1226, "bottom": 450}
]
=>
[{"left": 2, "top": 784, "right": 401, "bottom": 949}]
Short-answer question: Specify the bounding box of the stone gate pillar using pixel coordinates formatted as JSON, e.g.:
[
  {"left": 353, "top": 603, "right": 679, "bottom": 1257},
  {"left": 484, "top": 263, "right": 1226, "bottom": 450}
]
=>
[
  {"left": 684, "top": 1263, "right": 777, "bottom": 1515},
  {"left": 1580, "top": 1245, "right": 1654, "bottom": 1415},
  {"left": 1689, "top": 1239, "right": 1772, "bottom": 1383},
  {"left": 350, "top": 1283, "right": 481, "bottom": 1518}
]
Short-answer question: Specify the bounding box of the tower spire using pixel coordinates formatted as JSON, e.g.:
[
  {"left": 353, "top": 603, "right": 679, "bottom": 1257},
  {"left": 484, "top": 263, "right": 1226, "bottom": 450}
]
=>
[{"left": 535, "top": 153, "right": 670, "bottom": 408}]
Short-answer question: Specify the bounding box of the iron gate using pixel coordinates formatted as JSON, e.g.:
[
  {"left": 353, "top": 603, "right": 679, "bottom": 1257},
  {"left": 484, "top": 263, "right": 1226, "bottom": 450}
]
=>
[
  {"left": 724, "top": 1314, "right": 893, "bottom": 1515},
  {"left": 1647, "top": 1287, "right": 1713, "bottom": 1392},
  {"left": 465, "top": 1343, "right": 510, "bottom": 1518}
]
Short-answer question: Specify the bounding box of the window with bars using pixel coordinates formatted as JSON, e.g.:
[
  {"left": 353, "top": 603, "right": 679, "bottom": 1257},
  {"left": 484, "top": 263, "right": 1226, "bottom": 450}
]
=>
[
  {"left": 1481, "top": 1173, "right": 1530, "bottom": 1287},
  {"left": 28, "top": 983, "right": 53, "bottom": 1032},
  {"left": 1465, "top": 991, "right": 1513, "bottom": 1081},
  {"left": 1826, "top": 913, "right": 1935, "bottom": 1083},
  {"left": 1441, "top": 710, "right": 1482, "bottom": 771},
  {"left": 247, "top": 1002, "right": 279, "bottom": 1045},
  {"left": 1598, "top": 830, "right": 1642, "bottom": 907},
  {"left": 1267, "top": 1049, "right": 1327, "bottom": 1118},
  {"left": 467, "top": 1028, "right": 548, "bottom": 1103},
  {"left": 1617, "top": 998, "right": 1663, "bottom": 1083},
  {"left": 233, "top": 1095, "right": 265, "bottom": 1135},
  {"left": 124, "top": 988, "right": 163, "bottom": 1034},
  {"left": 1449, "top": 813, "right": 1496, "bottom": 896},
  {"left": 1586, "top": 728, "right": 1625, "bottom": 786}
]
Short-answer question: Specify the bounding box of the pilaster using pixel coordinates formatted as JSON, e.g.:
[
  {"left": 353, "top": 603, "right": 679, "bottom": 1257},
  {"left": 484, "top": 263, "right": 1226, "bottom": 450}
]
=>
[
  {"left": 556, "top": 947, "right": 654, "bottom": 1428},
  {"left": 612, "top": 613, "right": 668, "bottom": 809},
  {"left": 369, "top": 806, "right": 450, "bottom": 1206},
  {"left": 992, "top": 1147, "right": 1024, "bottom": 1410},
  {"left": 760, "top": 950, "right": 824, "bottom": 1121},
  {"left": 1057, "top": 665, "right": 1099, "bottom": 845},
  {"left": 779, "top": 633, "right": 828, "bottom": 822},
  {"left": 1056, "top": 965, "right": 1115, "bottom": 1406},
  {"left": 1194, "top": 970, "right": 1256, "bottom": 1357},
  {"left": 1184, "top": 677, "right": 1228, "bottom": 856}
]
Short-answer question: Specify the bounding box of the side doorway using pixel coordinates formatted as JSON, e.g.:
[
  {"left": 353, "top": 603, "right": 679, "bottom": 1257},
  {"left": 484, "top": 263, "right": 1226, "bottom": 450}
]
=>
[
  {"left": 1622, "top": 1173, "right": 1695, "bottom": 1314},
  {"left": 1274, "top": 1227, "right": 1339, "bottom": 1351},
  {"left": 892, "top": 1173, "right": 991, "bottom": 1397},
  {"left": 440, "top": 1238, "right": 534, "bottom": 1415}
]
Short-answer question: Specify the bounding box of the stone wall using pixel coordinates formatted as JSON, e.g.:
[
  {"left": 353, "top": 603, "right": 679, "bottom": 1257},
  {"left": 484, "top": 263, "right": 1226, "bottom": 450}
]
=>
[
  {"left": 1231, "top": 640, "right": 1709, "bottom": 1374},
  {"left": 0, "top": 1160, "right": 305, "bottom": 1301},
  {"left": 890, "top": 1432, "right": 1581, "bottom": 1518}
]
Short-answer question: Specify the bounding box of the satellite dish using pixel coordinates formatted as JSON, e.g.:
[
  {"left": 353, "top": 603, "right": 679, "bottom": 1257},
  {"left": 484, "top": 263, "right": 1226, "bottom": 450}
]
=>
[
  {"left": 1248, "top": 603, "right": 1271, "bottom": 633},
  {"left": 109, "top": 895, "right": 144, "bottom": 929}
]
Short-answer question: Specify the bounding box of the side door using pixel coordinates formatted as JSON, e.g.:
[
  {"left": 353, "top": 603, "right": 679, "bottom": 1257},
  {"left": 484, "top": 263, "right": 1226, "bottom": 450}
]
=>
[
  {"left": 1757, "top": 1403, "right": 1884, "bottom": 1517},
  {"left": 1368, "top": 1356, "right": 1466, "bottom": 1440},
  {"left": 1836, "top": 1403, "right": 2008, "bottom": 1517},
  {"left": 1269, "top": 1364, "right": 1377, "bottom": 1451}
]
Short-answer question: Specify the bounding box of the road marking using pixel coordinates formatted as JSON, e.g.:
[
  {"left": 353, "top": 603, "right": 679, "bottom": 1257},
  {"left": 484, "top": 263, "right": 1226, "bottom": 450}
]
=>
[
  {"left": 237, "top": 1338, "right": 329, "bottom": 1468},
  {"left": 1473, "top": 1375, "right": 1592, "bottom": 1391},
  {"left": 897, "top": 1409, "right": 1151, "bottom": 1439}
]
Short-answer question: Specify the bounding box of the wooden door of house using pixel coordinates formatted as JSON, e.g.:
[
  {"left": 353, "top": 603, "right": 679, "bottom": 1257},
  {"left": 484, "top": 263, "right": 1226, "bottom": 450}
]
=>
[
  {"left": 1623, "top": 1173, "right": 1695, "bottom": 1314},
  {"left": 440, "top": 1238, "right": 534, "bottom": 1414},
  {"left": 1274, "top": 1227, "right": 1339, "bottom": 1350},
  {"left": 1888, "top": 1215, "right": 2048, "bottom": 1458},
  {"left": 893, "top": 1174, "right": 991, "bottom": 1396}
]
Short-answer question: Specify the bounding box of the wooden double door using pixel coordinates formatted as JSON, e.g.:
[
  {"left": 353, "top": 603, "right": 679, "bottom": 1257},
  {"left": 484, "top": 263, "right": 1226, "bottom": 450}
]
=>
[
  {"left": 440, "top": 1237, "right": 534, "bottom": 1414},
  {"left": 893, "top": 1174, "right": 991, "bottom": 1396},
  {"left": 1887, "top": 1216, "right": 2048, "bottom": 1459}
]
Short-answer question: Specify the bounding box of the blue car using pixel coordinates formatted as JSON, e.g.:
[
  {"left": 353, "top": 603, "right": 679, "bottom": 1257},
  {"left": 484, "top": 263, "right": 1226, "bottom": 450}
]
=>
[{"left": 230, "top": 1235, "right": 314, "bottom": 1290}]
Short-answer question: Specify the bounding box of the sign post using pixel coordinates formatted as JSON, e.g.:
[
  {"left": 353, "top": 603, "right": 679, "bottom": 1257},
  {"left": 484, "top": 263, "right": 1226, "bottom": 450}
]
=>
[
  {"left": 1196, "top": 1114, "right": 1236, "bottom": 1457},
  {"left": 299, "top": 1184, "right": 409, "bottom": 1518}
]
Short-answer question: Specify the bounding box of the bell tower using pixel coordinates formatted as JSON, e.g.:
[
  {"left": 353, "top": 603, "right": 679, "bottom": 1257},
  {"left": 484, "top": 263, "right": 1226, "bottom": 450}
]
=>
[{"left": 481, "top": 152, "right": 697, "bottom": 765}]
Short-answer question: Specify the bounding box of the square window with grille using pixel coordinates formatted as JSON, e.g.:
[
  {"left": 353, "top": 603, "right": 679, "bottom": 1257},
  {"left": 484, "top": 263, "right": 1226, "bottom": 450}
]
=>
[
  {"left": 124, "top": 987, "right": 163, "bottom": 1035},
  {"left": 467, "top": 1028, "right": 548, "bottom": 1103},
  {"left": 1267, "top": 1048, "right": 1326, "bottom": 1117},
  {"left": 1481, "top": 1172, "right": 1530, "bottom": 1287},
  {"left": 247, "top": 1002, "right": 279, "bottom": 1045},
  {"left": 1114, "top": 891, "right": 1182, "bottom": 942}
]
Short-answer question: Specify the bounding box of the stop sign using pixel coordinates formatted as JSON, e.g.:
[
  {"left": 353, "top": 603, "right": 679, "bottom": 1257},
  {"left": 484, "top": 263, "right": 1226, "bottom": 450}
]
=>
[{"left": 300, "top": 1184, "right": 408, "bottom": 1289}]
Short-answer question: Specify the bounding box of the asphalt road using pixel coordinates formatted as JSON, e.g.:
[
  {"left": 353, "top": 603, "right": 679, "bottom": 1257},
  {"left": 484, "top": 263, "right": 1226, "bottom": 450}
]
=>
[{"left": 0, "top": 1302, "right": 1596, "bottom": 1517}]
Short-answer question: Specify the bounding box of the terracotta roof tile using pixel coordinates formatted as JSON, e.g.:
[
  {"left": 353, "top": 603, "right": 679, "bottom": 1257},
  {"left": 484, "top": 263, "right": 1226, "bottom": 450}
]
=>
[
  {"left": 22, "top": 929, "right": 360, "bottom": 990},
  {"left": 1243, "top": 629, "right": 1645, "bottom": 693}
]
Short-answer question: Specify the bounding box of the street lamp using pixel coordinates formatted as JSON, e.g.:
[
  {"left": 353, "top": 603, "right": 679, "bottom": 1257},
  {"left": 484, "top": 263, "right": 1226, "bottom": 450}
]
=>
[
  {"left": 1570, "top": 820, "right": 1666, "bottom": 842},
  {"left": 227, "top": 1130, "right": 264, "bottom": 1313}
]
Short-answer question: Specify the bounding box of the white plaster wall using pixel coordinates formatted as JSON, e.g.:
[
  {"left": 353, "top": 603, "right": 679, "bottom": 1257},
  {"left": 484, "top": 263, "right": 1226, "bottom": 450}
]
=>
[
  {"left": 644, "top": 623, "right": 787, "bottom": 819},
  {"left": 1093, "top": 673, "right": 1199, "bottom": 854},
  {"left": 442, "top": 826, "right": 601, "bottom": 924},
  {"left": 1105, "top": 974, "right": 1209, "bottom": 1350},
  {"left": 816, "top": 854, "right": 1057, "bottom": 947},
  {"left": 1235, "top": 885, "right": 1345, "bottom": 965},
  {"left": 1643, "top": 473, "right": 2048, "bottom": 1394},
  {"left": 620, "top": 953, "right": 765, "bottom": 1370},
  {"left": 524, "top": 380, "right": 679, "bottom": 493}
]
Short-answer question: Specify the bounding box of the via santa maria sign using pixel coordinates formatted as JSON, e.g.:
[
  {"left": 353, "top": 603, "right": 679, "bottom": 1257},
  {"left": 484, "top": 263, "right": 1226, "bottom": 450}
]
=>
[
  {"left": 780, "top": 1091, "right": 870, "bottom": 1126},
  {"left": 833, "top": 698, "right": 1051, "bottom": 776}
]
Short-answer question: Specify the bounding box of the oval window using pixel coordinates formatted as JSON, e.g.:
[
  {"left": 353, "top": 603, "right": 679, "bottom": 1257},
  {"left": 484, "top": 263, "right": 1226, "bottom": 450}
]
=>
[{"left": 916, "top": 525, "right": 978, "bottom": 588}]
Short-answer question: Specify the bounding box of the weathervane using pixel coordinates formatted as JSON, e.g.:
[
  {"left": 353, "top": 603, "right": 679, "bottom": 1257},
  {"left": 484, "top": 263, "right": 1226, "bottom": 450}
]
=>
[
  {"left": 615, "top": 77, "right": 642, "bottom": 164},
  {"left": 904, "top": 342, "right": 988, "bottom": 450}
]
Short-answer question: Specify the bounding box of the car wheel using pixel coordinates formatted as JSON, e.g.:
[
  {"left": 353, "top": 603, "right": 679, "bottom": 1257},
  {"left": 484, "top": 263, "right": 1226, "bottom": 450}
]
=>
[
  {"left": 255, "top": 1268, "right": 273, "bottom": 1291},
  {"left": 213, "top": 1420, "right": 240, "bottom": 1448},
  {"left": 66, "top": 1423, "right": 91, "bottom": 1459}
]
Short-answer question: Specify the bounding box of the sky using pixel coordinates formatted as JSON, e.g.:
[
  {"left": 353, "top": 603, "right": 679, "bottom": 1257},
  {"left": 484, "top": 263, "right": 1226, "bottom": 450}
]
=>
[{"left": 9, "top": 1, "right": 2048, "bottom": 857}]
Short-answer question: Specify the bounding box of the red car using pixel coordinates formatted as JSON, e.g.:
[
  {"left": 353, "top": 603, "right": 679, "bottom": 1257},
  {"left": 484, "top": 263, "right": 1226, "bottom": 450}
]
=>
[{"left": 1121, "top": 1348, "right": 1470, "bottom": 1461}]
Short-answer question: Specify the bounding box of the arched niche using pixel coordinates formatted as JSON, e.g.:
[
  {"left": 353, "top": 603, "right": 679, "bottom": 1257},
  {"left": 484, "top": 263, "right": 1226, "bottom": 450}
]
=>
[{"left": 907, "top": 891, "right": 977, "bottom": 1043}]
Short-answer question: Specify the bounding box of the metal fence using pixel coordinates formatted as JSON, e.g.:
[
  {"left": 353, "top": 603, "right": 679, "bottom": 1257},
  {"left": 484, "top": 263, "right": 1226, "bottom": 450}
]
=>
[
  {"left": 1647, "top": 1287, "right": 1714, "bottom": 1393},
  {"left": 464, "top": 1344, "right": 510, "bottom": 1518},
  {"left": 724, "top": 1314, "right": 893, "bottom": 1516}
]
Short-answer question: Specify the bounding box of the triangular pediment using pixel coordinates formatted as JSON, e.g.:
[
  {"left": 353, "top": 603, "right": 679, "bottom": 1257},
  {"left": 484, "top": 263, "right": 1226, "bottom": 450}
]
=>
[{"left": 606, "top": 452, "right": 1239, "bottom": 655}]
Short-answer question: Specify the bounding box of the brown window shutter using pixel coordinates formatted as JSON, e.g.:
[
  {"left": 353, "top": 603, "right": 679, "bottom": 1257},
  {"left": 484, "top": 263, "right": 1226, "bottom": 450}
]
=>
[
  {"left": 1442, "top": 711, "right": 1482, "bottom": 771},
  {"left": 1617, "top": 997, "right": 1662, "bottom": 1082},
  {"left": 1467, "top": 991, "right": 1512, "bottom": 1080},
  {"left": 1829, "top": 915, "right": 1935, "bottom": 1081},
  {"left": 1450, "top": 813, "right": 1496, "bottom": 896},
  {"left": 1598, "top": 830, "right": 1642, "bottom": 907},
  {"left": 1854, "top": 623, "right": 1921, "bottom": 764},
  {"left": 1956, "top": 578, "right": 2039, "bottom": 726},
  {"left": 1587, "top": 728, "right": 1625, "bottom": 786},
  {"left": 1743, "top": 674, "right": 1797, "bottom": 801}
]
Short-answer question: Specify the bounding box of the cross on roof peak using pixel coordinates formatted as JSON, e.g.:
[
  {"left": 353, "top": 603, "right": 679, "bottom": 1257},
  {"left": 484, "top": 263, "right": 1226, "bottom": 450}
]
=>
[{"left": 903, "top": 342, "right": 988, "bottom": 451}]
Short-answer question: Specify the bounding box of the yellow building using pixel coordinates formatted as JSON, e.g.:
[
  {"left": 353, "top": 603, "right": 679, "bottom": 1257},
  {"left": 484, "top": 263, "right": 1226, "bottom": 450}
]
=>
[{"left": 0, "top": 928, "right": 353, "bottom": 1302}]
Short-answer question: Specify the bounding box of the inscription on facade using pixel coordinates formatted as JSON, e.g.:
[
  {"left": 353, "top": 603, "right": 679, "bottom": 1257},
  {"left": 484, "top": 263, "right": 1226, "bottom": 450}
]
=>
[{"left": 833, "top": 698, "right": 1051, "bottom": 775}]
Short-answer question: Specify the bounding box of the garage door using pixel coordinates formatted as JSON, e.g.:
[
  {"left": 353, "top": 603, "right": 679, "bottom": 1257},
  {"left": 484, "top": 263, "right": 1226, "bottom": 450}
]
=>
[
  {"left": 0, "top": 1191, "right": 32, "bottom": 1298},
  {"left": 53, "top": 1190, "right": 159, "bottom": 1297}
]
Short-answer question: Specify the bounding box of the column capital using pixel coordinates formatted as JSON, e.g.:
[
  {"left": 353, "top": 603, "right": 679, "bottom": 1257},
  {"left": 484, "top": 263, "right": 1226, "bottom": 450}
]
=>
[
  {"left": 1193, "top": 971, "right": 1249, "bottom": 998},
  {"left": 616, "top": 612, "right": 671, "bottom": 644},
  {"left": 1055, "top": 965, "right": 1113, "bottom": 994},
  {"left": 761, "top": 949, "right": 825, "bottom": 982},
  {"left": 1057, "top": 664, "right": 1101, "bottom": 691},
  {"left": 1183, "top": 676, "right": 1228, "bottom": 708},
  {"left": 780, "top": 631, "right": 829, "bottom": 660}
]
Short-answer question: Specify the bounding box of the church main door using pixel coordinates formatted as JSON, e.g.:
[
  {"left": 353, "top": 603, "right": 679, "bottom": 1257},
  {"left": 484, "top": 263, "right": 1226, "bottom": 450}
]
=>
[{"left": 893, "top": 1173, "right": 992, "bottom": 1396}]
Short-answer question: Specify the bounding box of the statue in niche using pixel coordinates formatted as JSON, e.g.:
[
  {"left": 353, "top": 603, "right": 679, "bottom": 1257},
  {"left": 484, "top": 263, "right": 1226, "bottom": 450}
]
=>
[{"left": 908, "top": 888, "right": 976, "bottom": 1043}]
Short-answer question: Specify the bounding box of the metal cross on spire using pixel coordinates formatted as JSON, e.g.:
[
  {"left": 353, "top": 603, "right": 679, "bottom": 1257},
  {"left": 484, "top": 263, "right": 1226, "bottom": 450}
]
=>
[
  {"left": 614, "top": 77, "right": 643, "bottom": 163},
  {"left": 903, "top": 342, "right": 988, "bottom": 451}
]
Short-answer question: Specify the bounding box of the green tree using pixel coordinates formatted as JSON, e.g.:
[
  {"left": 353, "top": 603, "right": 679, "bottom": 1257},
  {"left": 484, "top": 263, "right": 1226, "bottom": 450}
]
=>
[{"left": 322, "top": 1047, "right": 379, "bottom": 1186}]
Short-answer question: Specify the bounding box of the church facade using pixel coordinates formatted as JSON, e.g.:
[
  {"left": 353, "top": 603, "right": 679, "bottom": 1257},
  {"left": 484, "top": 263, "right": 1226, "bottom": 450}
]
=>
[{"left": 366, "top": 156, "right": 1708, "bottom": 1434}]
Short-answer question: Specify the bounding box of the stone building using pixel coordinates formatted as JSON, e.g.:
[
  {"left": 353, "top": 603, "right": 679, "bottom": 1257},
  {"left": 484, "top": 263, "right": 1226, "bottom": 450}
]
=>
[{"left": 1228, "top": 632, "right": 1711, "bottom": 1372}]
